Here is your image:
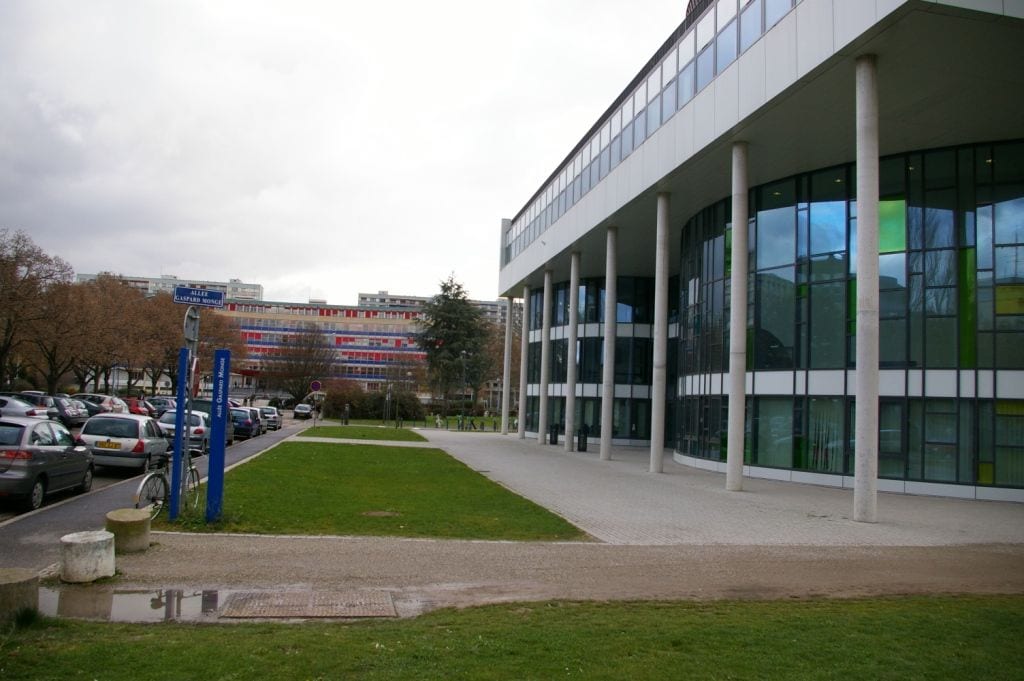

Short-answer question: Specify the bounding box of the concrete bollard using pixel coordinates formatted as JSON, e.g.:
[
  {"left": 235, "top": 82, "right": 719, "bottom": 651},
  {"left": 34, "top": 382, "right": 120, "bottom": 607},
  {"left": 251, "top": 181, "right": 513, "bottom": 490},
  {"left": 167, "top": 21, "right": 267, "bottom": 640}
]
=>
[
  {"left": 0, "top": 568, "right": 38, "bottom": 621},
  {"left": 105, "top": 508, "right": 152, "bottom": 554},
  {"left": 60, "top": 530, "right": 115, "bottom": 583}
]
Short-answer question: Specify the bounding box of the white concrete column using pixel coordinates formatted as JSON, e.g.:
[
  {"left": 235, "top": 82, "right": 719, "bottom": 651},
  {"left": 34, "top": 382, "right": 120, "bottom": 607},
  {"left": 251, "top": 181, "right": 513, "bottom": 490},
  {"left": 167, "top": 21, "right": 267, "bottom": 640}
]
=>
[
  {"left": 650, "top": 193, "right": 670, "bottom": 473},
  {"left": 565, "top": 251, "right": 580, "bottom": 452},
  {"left": 600, "top": 226, "right": 618, "bottom": 461},
  {"left": 517, "top": 284, "right": 530, "bottom": 439},
  {"left": 854, "top": 54, "right": 880, "bottom": 523},
  {"left": 726, "top": 141, "right": 749, "bottom": 492},
  {"left": 538, "top": 269, "right": 553, "bottom": 444},
  {"left": 500, "top": 296, "right": 514, "bottom": 435}
]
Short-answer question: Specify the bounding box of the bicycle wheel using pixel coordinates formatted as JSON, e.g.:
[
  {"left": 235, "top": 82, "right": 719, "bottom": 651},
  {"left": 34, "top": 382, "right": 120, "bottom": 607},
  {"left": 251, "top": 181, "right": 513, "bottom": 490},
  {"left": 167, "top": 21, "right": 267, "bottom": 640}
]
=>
[
  {"left": 135, "top": 473, "right": 168, "bottom": 519},
  {"left": 182, "top": 466, "right": 201, "bottom": 512}
]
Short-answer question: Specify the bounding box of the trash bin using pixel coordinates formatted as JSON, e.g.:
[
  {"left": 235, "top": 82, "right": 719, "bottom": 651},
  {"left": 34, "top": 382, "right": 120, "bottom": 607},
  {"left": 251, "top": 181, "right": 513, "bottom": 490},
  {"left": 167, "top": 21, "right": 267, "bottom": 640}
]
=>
[
  {"left": 577, "top": 424, "right": 589, "bottom": 452},
  {"left": 549, "top": 424, "right": 558, "bottom": 446}
]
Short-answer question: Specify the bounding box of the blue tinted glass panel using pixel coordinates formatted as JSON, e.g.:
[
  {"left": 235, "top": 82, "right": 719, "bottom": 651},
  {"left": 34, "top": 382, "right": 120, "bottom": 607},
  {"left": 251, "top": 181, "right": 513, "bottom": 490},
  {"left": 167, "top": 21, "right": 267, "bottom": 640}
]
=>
[
  {"left": 994, "top": 197, "right": 1024, "bottom": 244},
  {"left": 646, "top": 96, "right": 661, "bottom": 135},
  {"left": 696, "top": 45, "right": 714, "bottom": 91},
  {"left": 599, "top": 148, "right": 610, "bottom": 180},
  {"left": 678, "top": 62, "right": 694, "bottom": 107},
  {"left": 766, "top": 0, "right": 791, "bottom": 28},
  {"left": 717, "top": 20, "right": 737, "bottom": 72},
  {"left": 634, "top": 112, "right": 647, "bottom": 147},
  {"left": 621, "top": 121, "right": 633, "bottom": 157},
  {"left": 610, "top": 136, "right": 622, "bottom": 168},
  {"left": 740, "top": 0, "right": 763, "bottom": 52},
  {"left": 661, "top": 82, "right": 676, "bottom": 122}
]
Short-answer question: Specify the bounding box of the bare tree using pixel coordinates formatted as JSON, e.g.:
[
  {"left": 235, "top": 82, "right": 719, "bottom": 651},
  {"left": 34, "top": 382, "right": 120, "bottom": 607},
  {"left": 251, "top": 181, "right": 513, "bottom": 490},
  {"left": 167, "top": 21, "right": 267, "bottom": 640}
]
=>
[
  {"left": 23, "top": 281, "right": 87, "bottom": 394},
  {"left": 0, "top": 230, "right": 73, "bottom": 386},
  {"left": 260, "top": 323, "right": 334, "bottom": 400}
]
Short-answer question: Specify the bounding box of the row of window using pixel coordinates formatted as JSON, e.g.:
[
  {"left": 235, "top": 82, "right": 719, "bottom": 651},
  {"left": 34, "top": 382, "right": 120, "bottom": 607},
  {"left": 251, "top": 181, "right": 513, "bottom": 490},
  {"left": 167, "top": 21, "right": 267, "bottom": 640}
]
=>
[{"left": 504, "top": 0, "right": 799, "bottom": 266}]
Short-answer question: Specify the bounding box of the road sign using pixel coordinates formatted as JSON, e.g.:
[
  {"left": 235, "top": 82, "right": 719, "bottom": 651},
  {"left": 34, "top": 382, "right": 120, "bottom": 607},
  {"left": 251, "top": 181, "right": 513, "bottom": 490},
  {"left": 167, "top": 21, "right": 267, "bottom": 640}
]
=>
[
  {"left": 173, "top": 286, "right": 225, "bottom": 308},
  {"left": 310, "top": 380, "right": 322, "bottom": 392}
]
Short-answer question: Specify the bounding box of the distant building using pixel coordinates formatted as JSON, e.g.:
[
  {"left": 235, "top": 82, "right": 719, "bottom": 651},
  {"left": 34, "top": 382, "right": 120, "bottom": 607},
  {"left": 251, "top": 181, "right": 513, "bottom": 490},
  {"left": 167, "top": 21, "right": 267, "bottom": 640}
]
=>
[
  {"left": 76, "top": 273, "right": 263, "bottom": 301},
  {"left": 358, "top": 290, "right": 517, "bottom": 328}
]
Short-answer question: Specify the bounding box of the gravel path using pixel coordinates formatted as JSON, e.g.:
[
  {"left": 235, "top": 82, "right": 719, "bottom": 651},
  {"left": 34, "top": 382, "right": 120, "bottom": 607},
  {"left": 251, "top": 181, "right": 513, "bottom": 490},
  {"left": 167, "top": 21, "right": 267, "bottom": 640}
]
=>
[{"left": 106, "top": 430, "right": 1024, "bottom": 617}]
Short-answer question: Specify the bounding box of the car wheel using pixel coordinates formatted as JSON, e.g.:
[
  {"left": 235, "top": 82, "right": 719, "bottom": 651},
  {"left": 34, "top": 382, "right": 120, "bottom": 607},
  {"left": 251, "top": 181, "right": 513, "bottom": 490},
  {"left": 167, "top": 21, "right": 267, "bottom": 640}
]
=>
[
  {"left": 23, "top": 478, "right": 45, "bottom": 512},
  {"left": 78, "top": 465, "right": 94, "bottom": 493}
]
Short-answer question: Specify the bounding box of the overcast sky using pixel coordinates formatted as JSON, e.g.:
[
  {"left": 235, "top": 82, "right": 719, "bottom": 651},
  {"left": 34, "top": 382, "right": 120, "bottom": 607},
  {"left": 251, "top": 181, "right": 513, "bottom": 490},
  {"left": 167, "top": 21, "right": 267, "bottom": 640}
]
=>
[{"left": 1, "top": 0, "right": 685, "bottom": 305}]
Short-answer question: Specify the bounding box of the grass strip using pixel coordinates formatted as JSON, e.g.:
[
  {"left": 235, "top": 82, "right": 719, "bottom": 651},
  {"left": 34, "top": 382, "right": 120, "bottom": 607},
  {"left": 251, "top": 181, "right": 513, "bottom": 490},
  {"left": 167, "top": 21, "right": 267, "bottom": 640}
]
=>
[
  {"left": 156, "top": 442, "right": 583, "bottom": 540},
  {"left": 3, "top": 596, "right": 1022, "bottom": 680},
  {"left": 299, "top": 425, "right": 427, "bottom": 442}
]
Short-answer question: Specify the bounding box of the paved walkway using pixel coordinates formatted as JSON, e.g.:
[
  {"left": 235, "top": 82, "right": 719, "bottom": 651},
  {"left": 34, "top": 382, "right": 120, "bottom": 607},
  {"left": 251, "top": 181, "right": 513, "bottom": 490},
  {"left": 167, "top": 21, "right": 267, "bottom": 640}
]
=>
[{"left": 417, "top": 429, "right": 1024, "bottom": 547}]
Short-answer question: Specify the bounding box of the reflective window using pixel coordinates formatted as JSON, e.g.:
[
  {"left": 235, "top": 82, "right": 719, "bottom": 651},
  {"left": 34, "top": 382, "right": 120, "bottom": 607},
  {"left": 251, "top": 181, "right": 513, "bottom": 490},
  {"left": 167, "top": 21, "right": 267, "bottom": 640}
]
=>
[
  {"left": 755, "top": 266, "right": 795, "bottom": 369},
  {"left": 696, "top": 45, "right": 715, "bottom": 91},
  {"left": 678, "top": 62, "right": 695, "bottom": 107},
  {"left": 755, "top": 397, "right": 793, "bottom": 468},
  {"left": 757, "top": 180, "right": 796, "bottom": 269},
  {"left": 697, "top": 10, "right": 716, "bottom": 48},
  {"left": 716, "top": 20, "right": 738, "bottom": 72},
  {"left": 718, "top": 0, "right": 738, "bottom": 24},
  {"left": 679, "top": 30, "right": 695, "bottom": 62},
  {"left": 740, "top": 0, "right": 763, "bottom": 53},
  {"left": 766, "top": 0, "right": 792, "bottom": 28},
  {"left": 662, "top": 80, "right": 677, "bottom": 122}
]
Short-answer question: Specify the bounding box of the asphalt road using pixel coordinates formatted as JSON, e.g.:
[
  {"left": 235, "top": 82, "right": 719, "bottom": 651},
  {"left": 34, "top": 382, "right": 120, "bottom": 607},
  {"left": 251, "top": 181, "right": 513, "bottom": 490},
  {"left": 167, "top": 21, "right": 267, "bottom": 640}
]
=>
[{"left": 0, "top": 419, "right": 303, "bottom": 571}]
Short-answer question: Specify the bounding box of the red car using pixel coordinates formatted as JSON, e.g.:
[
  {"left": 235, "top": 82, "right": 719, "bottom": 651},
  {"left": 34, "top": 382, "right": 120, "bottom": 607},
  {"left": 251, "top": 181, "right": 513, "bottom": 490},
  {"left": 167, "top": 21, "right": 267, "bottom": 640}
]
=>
[{"left": 125, "top": 397, "right": 157, "bottom": 418}]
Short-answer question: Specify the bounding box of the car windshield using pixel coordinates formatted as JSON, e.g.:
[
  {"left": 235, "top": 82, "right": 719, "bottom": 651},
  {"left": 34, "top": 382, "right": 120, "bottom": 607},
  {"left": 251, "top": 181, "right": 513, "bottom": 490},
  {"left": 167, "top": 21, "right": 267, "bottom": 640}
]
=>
[
  {"left": 83, "top": 418, "right": 138, "bottom": 438},
  {"left": 0, "top": 424, "right": 24, "bottom": 445},
  {"left": 261, "top": 408, "right": 274, "bottom": 415},
  {"left": 231, "top": 409, "right": 249, "bottom": 418}
]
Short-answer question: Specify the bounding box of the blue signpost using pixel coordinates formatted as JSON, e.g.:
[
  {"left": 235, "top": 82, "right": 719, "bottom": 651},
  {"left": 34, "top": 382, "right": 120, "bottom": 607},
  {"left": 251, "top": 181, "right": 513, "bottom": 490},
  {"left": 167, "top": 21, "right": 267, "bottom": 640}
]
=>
[
  {"left": 206, "top": 349, "right": 230, "bottom": 522},
  {"left": 169, "top": 348, "right": 189, "bottom": 520}
]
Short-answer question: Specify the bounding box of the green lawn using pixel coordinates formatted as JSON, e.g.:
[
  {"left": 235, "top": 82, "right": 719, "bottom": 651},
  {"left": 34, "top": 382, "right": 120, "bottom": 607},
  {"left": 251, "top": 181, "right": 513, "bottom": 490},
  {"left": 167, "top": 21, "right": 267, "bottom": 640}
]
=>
[
  {"left": 299, "top": 425, "right": 427, "bottom": 442},
  {"left": 157, "top": 442, "right": 583, "bottom": 540},
  {"left": 4, "top": 596, "right": 1022, "bottom": 680}
]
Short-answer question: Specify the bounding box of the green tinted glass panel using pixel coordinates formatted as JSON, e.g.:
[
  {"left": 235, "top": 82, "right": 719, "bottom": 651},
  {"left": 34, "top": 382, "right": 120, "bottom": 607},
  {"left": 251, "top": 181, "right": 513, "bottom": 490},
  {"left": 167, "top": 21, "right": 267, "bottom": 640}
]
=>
[
  {"left": 879, "top": 199, "right": 906, "bottom": 253},
  {"left": 960, "top": 248, "right": 977, "bottom": 368}
]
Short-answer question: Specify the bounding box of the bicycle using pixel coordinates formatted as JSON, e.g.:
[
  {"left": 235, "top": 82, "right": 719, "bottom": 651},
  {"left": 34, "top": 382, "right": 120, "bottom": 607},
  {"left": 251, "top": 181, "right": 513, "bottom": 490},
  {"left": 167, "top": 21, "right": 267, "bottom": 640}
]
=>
[{"left": 134, "top": 448, "right": 202, "bottom": 518}]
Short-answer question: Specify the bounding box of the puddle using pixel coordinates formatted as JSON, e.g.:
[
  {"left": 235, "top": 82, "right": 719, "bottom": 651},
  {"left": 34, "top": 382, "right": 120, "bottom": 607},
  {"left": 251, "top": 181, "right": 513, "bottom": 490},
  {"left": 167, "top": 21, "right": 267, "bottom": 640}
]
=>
[{"left": 39, "top": 587, "right": 230, "bottom": 622}]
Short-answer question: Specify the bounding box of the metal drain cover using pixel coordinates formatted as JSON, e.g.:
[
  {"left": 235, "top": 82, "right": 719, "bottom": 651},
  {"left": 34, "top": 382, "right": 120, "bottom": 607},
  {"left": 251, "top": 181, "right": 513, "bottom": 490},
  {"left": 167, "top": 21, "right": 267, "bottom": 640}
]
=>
[{"left": 220, "top": 590, "right": 397, "bottom": 618}]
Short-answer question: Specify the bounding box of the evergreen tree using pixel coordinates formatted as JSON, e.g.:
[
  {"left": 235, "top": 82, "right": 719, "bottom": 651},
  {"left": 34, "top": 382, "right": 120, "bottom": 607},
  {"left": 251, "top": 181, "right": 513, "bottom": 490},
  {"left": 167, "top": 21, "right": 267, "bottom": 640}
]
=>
[{"left": 417, "top": 275, "right": 487, "bottom": 413}]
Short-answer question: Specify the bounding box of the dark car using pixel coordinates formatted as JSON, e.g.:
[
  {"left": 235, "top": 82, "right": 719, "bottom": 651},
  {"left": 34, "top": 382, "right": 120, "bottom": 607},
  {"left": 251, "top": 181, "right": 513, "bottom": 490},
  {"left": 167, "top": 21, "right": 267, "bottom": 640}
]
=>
[
  {"left": 231, "top": 408, "right": 259, "bottom": 439},
  {"left": 0, "top": 416, "right": 93, "bottom": 511},
  {"left": 148, "top": 397, "right": 176, "bottom": 418},
  {"left": 78, "top": 414, "right": 169, "bottom": 472},
  {"left": 294, "top": 403, "right": 313, "bottom": 420},
  {"left": 53, "top": 396, "right": 88, "bottom": 428}
]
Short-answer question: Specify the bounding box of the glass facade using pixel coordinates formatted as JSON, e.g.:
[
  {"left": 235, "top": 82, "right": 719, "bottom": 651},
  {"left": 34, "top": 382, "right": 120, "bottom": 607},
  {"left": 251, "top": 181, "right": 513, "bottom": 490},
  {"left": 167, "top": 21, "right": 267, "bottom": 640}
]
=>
[
  {"left": 503, "top": 0, "right": 797, "bottom": 266},
  {"left": 677, "top": 140, "right": 1024, "bottom": 488}
]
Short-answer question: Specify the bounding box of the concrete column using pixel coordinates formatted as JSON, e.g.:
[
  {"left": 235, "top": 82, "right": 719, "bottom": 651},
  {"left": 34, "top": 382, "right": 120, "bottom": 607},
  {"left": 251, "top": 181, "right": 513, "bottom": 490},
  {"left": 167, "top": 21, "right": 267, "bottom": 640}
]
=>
[
  {"left": 650, "top": 193, "right": 670, "bottom": 473},
  {"left": 565, "top": 251, "right": 580, "bottom": 452},
  {"left": 538, "top": 269, "right": 553, "bottom": 444},
  {"left": 726, "top": 141, "right": 749, "bottom": 492},
  {"left": 854, "top": 54, "right": 880, "bottom": 523},
  {"left": 600, "top": 226, "right": 618, "bottom": 461},
  {"left": 517, "top": 284, "right": 530, "bottom": 439},
  {"left": 501, "top": 296, "right": 514, "bottom": 435}
]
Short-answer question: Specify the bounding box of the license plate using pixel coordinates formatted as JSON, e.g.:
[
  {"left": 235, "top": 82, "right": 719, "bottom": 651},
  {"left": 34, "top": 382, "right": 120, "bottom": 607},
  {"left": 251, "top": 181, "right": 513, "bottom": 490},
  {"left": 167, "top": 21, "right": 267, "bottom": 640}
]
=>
[{"left": 97, "top": 441, "right": 120, "bottom": 450}]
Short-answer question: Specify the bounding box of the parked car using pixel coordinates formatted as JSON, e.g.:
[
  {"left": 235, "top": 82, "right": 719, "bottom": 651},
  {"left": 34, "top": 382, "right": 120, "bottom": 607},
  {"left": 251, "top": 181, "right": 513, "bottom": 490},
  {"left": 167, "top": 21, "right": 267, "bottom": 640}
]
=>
[
  {"left": 0, "top": 396, "right": 50, "bottom": 420},
  {"left": 53, "top": 396, "right": 88, "bottom": 429},
  {"left": 157, "top": 410, "right": 212, "bottom": 454},
  {"left": 260, "top": 406, "right": 282, "bottom": 431},
  {"left": 79, "top": 414, "right": 169, "bottom": 472},
  {"left": 15, "top": 393, "right": 60, "bottom": 421},
  {"left": 148, "top": 397, "right": 176, "bottom": 418},
  {"left": 75, "top": 394, "right": 129, "bottom": 416},
  {"left": 231, "top": 407, "right": 259, "bottom": 439},
  {"left": 294, "top": 403, "right": 313, "bottom": 420},
  {"left": 0, "top": 416, "right": 93, "bottom": 511},
  {"left": 246, "top": 408, "right": 265, "bottom": 435},
  {"left": 125, "top": 397, "right": 157, "bottom": 418}
]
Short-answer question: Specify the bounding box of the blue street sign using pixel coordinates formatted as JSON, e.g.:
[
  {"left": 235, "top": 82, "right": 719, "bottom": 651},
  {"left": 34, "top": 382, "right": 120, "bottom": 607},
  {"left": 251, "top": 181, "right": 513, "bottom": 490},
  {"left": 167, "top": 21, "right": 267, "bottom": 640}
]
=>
[{"left": 173, "top": 286, "right": 225, "bottom": 308}]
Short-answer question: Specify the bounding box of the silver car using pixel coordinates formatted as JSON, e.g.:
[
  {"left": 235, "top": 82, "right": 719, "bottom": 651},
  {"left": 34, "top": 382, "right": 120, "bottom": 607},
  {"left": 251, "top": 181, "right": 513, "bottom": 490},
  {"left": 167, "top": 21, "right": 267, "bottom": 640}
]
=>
[
  {"left": 0, "top": 416, "right": 93, "bottom": 511},
  {"left": 0, "top": 396, "right": 51, "bottom": 420},
  {"left": 157, "top": 410, "right": 211, "bottom": 454},
  {"left": 79, "top": 414, "right": 169, "bottom": 471},
  {"left": 259, "top": 406, "right": 282, "bottom": 431}
]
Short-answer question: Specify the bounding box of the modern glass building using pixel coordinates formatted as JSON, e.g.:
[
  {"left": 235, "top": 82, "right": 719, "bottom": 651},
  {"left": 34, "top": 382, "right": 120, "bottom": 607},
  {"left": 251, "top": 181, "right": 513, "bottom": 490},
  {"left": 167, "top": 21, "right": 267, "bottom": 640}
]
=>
[{"left": 496, "top": 0, "right": 1024, "bottom": 507}]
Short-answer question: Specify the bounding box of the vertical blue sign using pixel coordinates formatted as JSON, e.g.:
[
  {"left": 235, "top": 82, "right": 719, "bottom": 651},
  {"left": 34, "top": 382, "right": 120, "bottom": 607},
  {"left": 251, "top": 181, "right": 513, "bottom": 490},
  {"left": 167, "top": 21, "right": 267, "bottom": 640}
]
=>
[
  {"left": 169, "top": 347, "right": 189, "bottom": 520},
  {"left": 206, "top": 349, "right": 230, "bottom": 522}
]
